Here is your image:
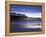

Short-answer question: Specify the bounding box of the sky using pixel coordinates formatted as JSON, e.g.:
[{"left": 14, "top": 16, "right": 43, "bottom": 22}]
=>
[{"left": 10, "top": 4, "right": 42, "bottom": 18}]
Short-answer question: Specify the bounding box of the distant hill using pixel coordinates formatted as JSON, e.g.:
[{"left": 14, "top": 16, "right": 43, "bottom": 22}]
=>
[
  {"left": 10, "top": 13, "right": 41, "bottom": 19},
  {"left": 10, "top": 13, "right": 27, "bottom": 18}
]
